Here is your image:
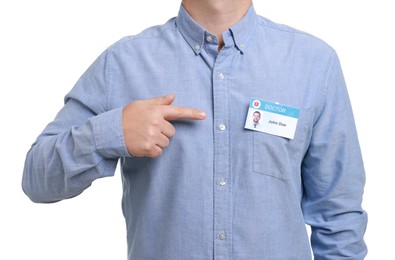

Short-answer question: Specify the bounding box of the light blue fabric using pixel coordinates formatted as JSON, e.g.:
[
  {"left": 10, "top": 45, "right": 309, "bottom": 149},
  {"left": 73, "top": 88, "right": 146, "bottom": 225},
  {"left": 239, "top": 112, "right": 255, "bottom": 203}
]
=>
[{"left": 23, "top": 4, "right": 367, "bottom": 259}]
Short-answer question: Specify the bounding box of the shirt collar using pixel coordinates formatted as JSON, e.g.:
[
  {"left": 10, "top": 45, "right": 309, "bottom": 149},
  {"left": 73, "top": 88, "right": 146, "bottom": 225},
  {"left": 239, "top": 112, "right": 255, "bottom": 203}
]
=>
[{"left": 176, "top": 4, "right": 258, "bottom": 55}]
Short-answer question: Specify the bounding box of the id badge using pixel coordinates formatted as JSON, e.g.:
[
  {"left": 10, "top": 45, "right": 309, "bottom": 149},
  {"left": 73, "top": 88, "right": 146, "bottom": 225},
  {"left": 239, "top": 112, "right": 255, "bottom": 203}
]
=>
[{"left": 244, "top": 98, "right": 300, "bottom": 139}]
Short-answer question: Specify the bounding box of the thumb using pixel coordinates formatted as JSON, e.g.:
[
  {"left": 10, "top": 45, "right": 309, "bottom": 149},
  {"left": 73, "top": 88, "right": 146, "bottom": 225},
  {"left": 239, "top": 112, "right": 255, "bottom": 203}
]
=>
[{"left": 142, "top": 94, "right": 175, "bottom": 106}]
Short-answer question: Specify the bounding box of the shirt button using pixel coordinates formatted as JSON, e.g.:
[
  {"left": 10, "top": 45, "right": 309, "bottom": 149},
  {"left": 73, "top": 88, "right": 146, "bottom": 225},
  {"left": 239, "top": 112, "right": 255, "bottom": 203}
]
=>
[
  {"left": 218, "top": 73, "right": 225, "bottom": 80},
  {"left": 219, "top": 178, "right": 227, "bottom": 186},
  {"left": 195, "top": 43, "right": 201, "bottom": 50},
  {"left": 218, "top": 123, "right": 226, "bottom": 131},
  {"left": 219, "top": 232, "right": 226, "bottom": 240},
  {"left": 206, "top": 35, "right": 213, "bottom": 42}
]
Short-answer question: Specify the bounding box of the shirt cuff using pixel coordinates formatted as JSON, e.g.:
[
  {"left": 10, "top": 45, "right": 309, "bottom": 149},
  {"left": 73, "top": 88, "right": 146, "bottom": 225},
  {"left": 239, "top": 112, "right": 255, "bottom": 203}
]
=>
[{"left": 91, "top": 107, "right": 131, "bottom": 158}]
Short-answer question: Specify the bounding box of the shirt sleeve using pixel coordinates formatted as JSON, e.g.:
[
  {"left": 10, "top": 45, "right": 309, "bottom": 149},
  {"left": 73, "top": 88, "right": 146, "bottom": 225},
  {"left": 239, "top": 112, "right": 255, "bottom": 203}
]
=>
[
  {"left": 22, "top": 49, "right": 130, "bottom": 203},
  {"left": 301, "top": 53, "right": 368, "bottom": 259}
]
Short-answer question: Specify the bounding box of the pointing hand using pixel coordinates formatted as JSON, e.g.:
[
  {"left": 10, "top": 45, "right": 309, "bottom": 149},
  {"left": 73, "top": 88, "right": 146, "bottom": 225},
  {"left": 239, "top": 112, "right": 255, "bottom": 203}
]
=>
[{"left": 122, "top": 94, "right": 206, "bottom": 157}]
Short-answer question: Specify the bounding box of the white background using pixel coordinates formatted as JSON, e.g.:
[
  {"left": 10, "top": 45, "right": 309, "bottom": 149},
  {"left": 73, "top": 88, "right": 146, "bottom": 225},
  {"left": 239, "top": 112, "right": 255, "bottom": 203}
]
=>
[{"left": 1, "top": 1, "right": 393, "bottom": 259}]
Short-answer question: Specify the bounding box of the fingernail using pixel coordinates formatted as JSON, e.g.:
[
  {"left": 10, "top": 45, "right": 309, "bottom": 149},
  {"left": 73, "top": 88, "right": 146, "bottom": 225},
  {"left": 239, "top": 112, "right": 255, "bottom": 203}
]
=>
[{"left": 198, "top": 111, "right": 206, "bottom": 119}]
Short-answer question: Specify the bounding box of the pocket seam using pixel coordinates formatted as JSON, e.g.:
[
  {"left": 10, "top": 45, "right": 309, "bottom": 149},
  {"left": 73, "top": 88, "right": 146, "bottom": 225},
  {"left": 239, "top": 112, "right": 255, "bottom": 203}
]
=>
[{"left": 252, "top": 132, "right": 290, "bottom": 181}]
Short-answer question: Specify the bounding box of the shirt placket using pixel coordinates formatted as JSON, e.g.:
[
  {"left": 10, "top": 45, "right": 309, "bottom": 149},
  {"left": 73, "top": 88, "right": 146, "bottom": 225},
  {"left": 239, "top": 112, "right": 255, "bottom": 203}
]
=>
[{"left": 212, "top": 45, "right": 234, "bottom": 260}]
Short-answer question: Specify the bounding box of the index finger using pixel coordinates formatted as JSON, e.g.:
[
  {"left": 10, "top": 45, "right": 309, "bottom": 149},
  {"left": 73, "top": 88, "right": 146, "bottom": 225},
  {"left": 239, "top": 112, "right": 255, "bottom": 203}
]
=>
[{"left": 162, "top": 105, "right": 206, "bottom": 121}]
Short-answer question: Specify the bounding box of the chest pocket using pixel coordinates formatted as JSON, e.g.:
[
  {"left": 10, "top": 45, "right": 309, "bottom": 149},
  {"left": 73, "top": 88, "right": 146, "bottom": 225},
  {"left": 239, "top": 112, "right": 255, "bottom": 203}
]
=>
[{"left": 252, "top": 109, "right": 313, "bottom": 181}]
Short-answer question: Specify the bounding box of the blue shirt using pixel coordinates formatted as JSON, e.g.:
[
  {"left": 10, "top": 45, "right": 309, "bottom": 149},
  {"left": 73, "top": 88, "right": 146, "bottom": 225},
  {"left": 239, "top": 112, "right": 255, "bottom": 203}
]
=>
[{"left": 23, "top": 4, "right": 367, "bottom": 260}]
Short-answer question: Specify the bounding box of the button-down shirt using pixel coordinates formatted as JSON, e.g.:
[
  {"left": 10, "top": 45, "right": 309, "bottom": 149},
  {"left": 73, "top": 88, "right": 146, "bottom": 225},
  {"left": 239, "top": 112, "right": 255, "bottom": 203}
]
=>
[{"left": 23, "top": 4, "right": 367, "bottom": 260}]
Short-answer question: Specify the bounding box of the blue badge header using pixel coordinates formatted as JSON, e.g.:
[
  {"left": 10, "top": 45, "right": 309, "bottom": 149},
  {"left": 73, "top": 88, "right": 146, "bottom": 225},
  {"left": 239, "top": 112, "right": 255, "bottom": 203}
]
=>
[{"left": 250, "top": 99, "right": 300, "bottom": 118}]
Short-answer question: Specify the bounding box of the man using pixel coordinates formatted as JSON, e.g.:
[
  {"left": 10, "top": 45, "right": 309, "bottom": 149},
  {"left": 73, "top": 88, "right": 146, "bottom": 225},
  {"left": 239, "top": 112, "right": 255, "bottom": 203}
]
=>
[
  {"left": 251, "top": 111, "right": 261, "bottom": 129},
  {"left": 22, "top": 0, "right": 367, "bottom": 259},
  {"left": 245, "top": 110, "right": 262, "bottom": 130}
]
